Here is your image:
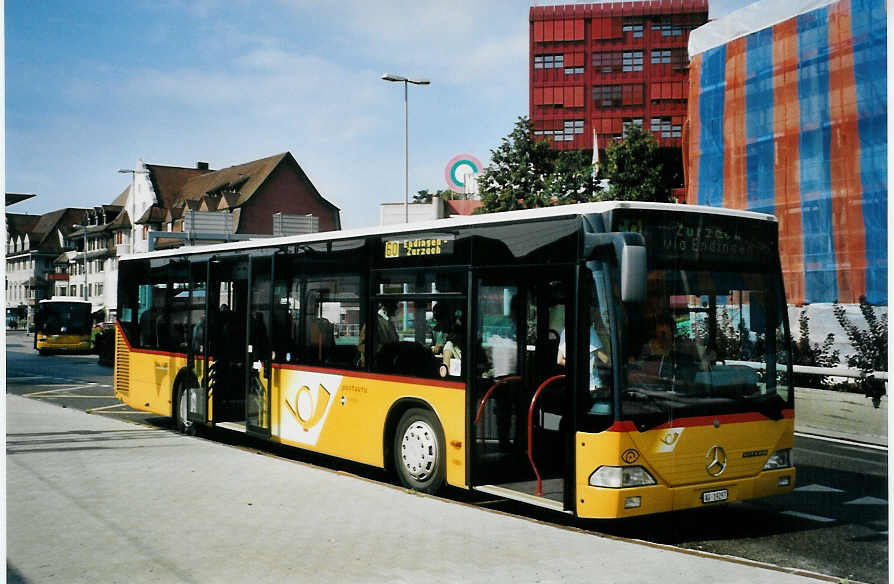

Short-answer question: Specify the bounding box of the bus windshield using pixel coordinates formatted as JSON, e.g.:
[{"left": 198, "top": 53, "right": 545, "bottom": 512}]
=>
[
  {"left": 37, "top": 302, "right": 92, "bottom": 335},
  {"left": 614, "top": 267, "right": 792, "bottom": 430}
]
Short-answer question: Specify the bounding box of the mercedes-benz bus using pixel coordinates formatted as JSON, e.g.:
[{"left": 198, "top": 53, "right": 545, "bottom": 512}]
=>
[
  {"left": 113, "top": 202, "right": 795, "bottom": 519},
  {"left": 34, "top": 298, "right": 93, "bottom": 355}
]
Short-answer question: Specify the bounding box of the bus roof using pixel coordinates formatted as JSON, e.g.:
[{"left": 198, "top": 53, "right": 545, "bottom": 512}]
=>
[
  {"left": 122, "top": 201, "right": 777, "bottom": 263},
  {"left": 39, "top": 298, "right": 92, "bottom": 305}
]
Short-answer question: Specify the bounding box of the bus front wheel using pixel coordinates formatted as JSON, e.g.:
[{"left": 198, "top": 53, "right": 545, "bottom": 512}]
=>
[{"left": 393, "top": 408, "right": 445, "bottom": 494}]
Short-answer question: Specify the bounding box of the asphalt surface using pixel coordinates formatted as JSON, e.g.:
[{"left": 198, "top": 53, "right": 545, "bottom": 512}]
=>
[{"left": 4, "top": 330, "right": 889, "bottom": 583}]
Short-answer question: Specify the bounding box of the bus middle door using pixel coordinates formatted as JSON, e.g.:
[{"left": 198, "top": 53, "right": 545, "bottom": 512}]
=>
[{"left": 245, "top": 254, "right": 273, "bottom": 437}]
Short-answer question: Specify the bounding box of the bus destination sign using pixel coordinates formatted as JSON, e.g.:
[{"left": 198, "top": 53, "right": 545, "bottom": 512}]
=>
[
  {"left": 612, "top": 210, "right": 776, "bottom": 266},
  {"left": 384, "top": 234, "right": 455, "bottom": 259}
]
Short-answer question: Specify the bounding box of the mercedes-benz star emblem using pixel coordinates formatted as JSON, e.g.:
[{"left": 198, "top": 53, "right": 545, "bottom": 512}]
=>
[{"left": 705, "top": 445, "right": 728, "bottom": 477}]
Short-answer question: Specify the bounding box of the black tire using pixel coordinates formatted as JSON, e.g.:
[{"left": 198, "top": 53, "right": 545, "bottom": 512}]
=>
[
  {"left": 173, "top": 385, "right": 197, "bottom": 436},
  {"left": 393, "top": 408, "right": 446, "bottom": 494}
]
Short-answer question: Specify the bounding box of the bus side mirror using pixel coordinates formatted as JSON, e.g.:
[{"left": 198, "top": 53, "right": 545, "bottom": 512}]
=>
[
  {"left": 584, "top": 232, "right": 647, "bottom": 304},
  {"left": 620, "top": 244, "right": 646, "bottom": 303}
]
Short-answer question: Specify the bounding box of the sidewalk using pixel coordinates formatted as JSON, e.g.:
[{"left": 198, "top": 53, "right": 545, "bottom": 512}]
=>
[
  {"left": 6, "top": 395, "right": 829, "bottom": 584},
  {"left": 795, "top": 388, "right": 887, "bottom": 446}
]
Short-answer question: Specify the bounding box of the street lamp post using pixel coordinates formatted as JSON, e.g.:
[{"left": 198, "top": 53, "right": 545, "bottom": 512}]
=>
[
  {"left": 381, "top": 74, "right": 430, "bottom": 223},
  {"left": 118, "top": 168, "right": 149, "bottom": 253},
  {"left": 72, "top": 224, "right": 89, "bottom": 301}
]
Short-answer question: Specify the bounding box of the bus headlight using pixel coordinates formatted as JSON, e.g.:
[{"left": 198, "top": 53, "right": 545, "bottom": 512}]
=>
[
  {"left": 589, "top": 465, "right": 657, "bottom": 488},
  {"left": 763, "top": 449, "right": 792, "bottom": 470}
]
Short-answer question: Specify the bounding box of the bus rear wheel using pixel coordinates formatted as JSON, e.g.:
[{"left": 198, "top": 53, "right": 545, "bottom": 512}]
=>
[
  {"left": 393, "top": 408, "right": 445, "bottom": 494},
  {"left": 174, "top": 386, "right": 197, "bottom": 436}
]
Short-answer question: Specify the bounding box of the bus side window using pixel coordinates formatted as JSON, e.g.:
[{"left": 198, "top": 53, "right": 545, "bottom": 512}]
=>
[
  {"left": 137, "top": 285, "right": 159, "bottom": 349},
  {"left": 299, "top": 276, "right": 363, "bottom": 369},
  {"left": 303, "top": 288, "right": 335, "bottom": 364}
]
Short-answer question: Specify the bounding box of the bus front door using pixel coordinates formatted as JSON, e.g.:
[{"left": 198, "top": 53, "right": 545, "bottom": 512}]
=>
[{"left": 470, "top": 270, "right": 575, "bottom": 512}]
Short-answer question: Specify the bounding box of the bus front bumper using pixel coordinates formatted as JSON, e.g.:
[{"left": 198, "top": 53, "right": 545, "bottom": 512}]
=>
[
  {"left": 576, "top": 467, "right": 796, "bottom": 519},
  {"left": 36, "top": 335, "right": 92, "bottom": 352}
]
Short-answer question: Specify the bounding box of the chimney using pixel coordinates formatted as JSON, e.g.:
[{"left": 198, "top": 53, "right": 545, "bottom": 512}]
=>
[{"left": 197, "top": 161, "right": 209, "bottom": 170}]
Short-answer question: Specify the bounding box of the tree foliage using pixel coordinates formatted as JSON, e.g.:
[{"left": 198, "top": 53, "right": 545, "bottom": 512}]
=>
[
  {"left": 600, "top": 126, "right": 672, "bottom": 203},
  {"left": 413, "top": 189, "right": 464, "bottom": 203},
  {"left": 478, "top": 117, "right": 601, "bottom": 213},
  {"left": 789, "top": 309, "right": 841, "bottom": 390},
  {"left": 833, "top": 297, "right": 887, "bottom": 407}
]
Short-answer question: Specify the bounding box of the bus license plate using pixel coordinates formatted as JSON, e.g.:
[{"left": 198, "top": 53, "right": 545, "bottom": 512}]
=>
[{"left": 702, "top": 489, "right": 728, "bottom": 504}]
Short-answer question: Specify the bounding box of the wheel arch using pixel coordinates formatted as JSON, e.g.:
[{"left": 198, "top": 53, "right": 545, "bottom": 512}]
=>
[{"left": 171, "top": 365, "right": 199, "bottom": 406}]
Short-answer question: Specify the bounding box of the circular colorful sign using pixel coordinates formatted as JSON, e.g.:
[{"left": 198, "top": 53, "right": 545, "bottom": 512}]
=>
[{"left": 444, "top": 154, "right": 482, "bottom": 193}]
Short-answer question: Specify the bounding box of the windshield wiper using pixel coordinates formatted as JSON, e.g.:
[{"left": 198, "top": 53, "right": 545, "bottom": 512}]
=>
[{"left": 623, "top": 387, "right": 676, "bottom": 431}]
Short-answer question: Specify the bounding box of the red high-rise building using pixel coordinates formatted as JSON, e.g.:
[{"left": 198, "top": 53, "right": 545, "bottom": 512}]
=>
[{"left": 529, "top": 0, "right": 708, "bottom": 154}]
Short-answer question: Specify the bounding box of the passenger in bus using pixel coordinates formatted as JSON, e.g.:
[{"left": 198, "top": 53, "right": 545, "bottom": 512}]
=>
[
  {"left": 429, "top": 302, "right": 463, "bottom": 358},
  {"left": 250, "top": 312, "right": 270, "bottom": 362},
  {"left": 629, "top": 313, "right": 698, "bottom": 386},
  {"left": 191, "top": 312, "right": 206, "bottom": 353},
  {"left": 357, "top": 299, "right": 398, "bottom": 369},
  {"left": 558, "top": 319, "right": 610, "bottom": 386},
  {"left": 439, "top": 320, "right": 464, "bottom": 377},
  {"left": 428, "top": 302, "right": 451, "bottom": 354},
  {"left": 485, "top": 294, "right": 522, "bottom": 450},
  {"left": 374, "top": 300, "right": 399, "bottom": 347}
]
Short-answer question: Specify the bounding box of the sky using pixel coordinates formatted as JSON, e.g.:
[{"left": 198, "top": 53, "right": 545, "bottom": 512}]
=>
[{"left": 5, "top": 0, "right": 755, "bottom": 230}]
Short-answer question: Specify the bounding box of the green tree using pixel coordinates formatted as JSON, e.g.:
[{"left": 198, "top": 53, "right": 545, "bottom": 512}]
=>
[
  {"left": 478, "top": 117, "right": 557, "bottom": 212},
  {"left": 599, "top": 126, "right": 672, "bottom": 203},
  {"left": 789, "top": 309, "right": 840, "bottom": 390},
  {"left": 833, "top": 297, "right": 887, "bottom": 407},
  {"left": 478, "top": 117, "right": 602, "bottom": 213},
  {"left": 413, "top": 189, "right": 463, "bottom": 203}
]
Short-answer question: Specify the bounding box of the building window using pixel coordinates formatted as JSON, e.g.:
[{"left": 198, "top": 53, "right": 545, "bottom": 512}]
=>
[
  {"left": 534, "top": 54, "right": 564, "bottom": 69},
  {"left": 533, "top": 119, "right": 584, "bottom": 142},
  {"left": 592, "top": 52, "right": 622, "bottom": 73},
  {"left": 622, "top": 51, "right": 643, "bottom": 72},
  {"left": 593, "top": 84, "right": 642, "bottom": 107},
  {"left": 556, "top": 120, "right": 584, "bottom": 141},
  {"left": 651, "top": 117, "right": 682, "bottom": 138},
  {"left": 651, "top": 48, "right": 688, "bottom": 69},
  {"left": 565, "top": 65, "right": 584, "bottom": 75},
  {"left": 623, "top": 118, "right": 643, "bottom": 137},
  {"left": 623, "top": 20, "right": 643, "bottom": 38},
  {"left": 651, "top": 49, "right": 671, "bottom": 64},
  {"left": 651, "top": 19, "right": 688, "bottom": 37},
  {"left": 593, "top": 85, "right": 622, "bottom": 107}
]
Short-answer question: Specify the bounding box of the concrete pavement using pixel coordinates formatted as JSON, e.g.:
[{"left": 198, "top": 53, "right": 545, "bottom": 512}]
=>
[
  {"left": 794, "top": 388, "right": 887, "bottom": 446},
  {"left": 6, "top": 394, "right": 832, "bottom": 584}
]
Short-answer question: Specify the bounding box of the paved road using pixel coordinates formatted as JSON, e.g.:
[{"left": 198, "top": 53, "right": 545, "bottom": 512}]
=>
[{"left": 5, "top": 330, "right": 888, "bottom": 583}]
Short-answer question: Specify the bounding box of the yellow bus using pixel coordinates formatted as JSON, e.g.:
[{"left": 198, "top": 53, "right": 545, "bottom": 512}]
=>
[
  {"left": 113, "top": 202, "right": 795, "bottom": 519},
  {"left": 34, "top": 299, "right": 93, "bottom": 355}
]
